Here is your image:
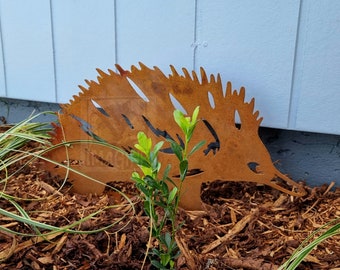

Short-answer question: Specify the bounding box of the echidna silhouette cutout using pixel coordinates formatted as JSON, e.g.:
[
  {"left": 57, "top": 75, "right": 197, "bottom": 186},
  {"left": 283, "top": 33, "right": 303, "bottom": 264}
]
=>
[{"left": 45, "top": 63, "right": 305, "bottom": 210}]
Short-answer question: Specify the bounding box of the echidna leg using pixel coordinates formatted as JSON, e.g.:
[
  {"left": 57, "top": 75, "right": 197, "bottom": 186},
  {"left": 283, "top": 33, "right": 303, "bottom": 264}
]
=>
[{"left": 267, "top": 171, "right": 306, "bottom": 197}]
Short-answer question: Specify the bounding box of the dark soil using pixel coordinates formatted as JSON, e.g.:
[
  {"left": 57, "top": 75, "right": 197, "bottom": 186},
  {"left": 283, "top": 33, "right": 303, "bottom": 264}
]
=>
[{"left": 0, "top": 142, "right": 339, "bottom": 270}]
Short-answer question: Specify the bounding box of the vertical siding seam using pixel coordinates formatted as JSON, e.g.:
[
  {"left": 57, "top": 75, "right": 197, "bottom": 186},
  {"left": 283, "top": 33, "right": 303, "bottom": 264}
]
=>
[
  {"left": 192, "top": 0, "right": 198, "bottom": 71},
  {"left": 49, "top": 0, "right": 58, "bottom": 103},
  {"left": 113, "top": 0, "right": 118, "bottom": 66},
  {"left": 0, "top": 5, "right": 8, "bottom": 97},
  {"left": 288, "top": 0, "right": 303, "bottom": 129}
]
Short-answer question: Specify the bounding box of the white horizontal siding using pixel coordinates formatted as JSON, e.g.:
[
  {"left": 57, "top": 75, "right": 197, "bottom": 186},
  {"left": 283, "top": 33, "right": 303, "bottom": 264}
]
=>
[
  {"left": 0, "top": 17, "right": 5, "bottom": 97},
  {"left": 115, "top": 0, "right": 195, "bottom": 74},
  {"left": 0, "top": 0, "right": 339, "bottom": 135},
  {"left": 51, "top": 0, "right": 116, "bottom": 103},
  {"left": 0, "top": 0, "right": 55, "bottom": 102},
  {"left": 195, "top": 0, "right": 300, "bottom": 129},
  {"left": 290, "top": 0, "right": 340, "bottom": 134}
]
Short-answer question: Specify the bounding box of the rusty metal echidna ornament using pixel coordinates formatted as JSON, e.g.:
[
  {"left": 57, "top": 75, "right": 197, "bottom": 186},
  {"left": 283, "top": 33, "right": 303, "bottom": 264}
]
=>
[{"left": 45, "top": 63, "right": 306, "bottom": 210}]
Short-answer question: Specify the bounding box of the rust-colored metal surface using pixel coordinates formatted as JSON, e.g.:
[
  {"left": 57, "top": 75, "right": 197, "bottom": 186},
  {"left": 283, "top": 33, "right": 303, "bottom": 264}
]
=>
[{"left": 44, "top": 63, "right": 306, "bottom": 210}]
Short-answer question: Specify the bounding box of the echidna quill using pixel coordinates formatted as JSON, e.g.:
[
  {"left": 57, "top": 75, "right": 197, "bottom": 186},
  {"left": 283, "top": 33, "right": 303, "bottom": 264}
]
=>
[{"left": 44, "top": 63, "right": 305, "bottom": 210}]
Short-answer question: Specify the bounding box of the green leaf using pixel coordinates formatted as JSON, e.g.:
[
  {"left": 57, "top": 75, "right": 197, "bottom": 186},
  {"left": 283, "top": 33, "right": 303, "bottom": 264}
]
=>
[
  {"left": 141, "top": 166, "right": 153, "bottom": 177},
  {"left": 153, "top": 141, "right": 164, "bottom": 155},
  {"left": 151, "top": 260, "right": 165, "bottom": 269},
  {"left": 133, "top": 143, "right": 144, "bottom": 154},
  {"left": 143, "top": 200, "right": 152, "bottom": 217},
  {"left": 173, "top": 109, "right": 188, "bottom": 133},
  {"left": 144, "top": 175, "right": 160, "bottom": 190},
  {"left": 170, "top": 141, "right": 183, "bottom": 161},
  {"left": 186, "top": 127, "right": 196, "bottom": 142},
  {"left": 159, "top": 181, "right": 169, "bottom": 196},
  {"left": 166, "top": 176, "right": 177, "bottom": 187},
  {"left": 137, "top": 183, "right": 150, "bottom": 198},
  {"left": 168, "top": 187, "right": 178, "bottom": 204},
  {"left": 179, "top": 159, "right": 188, "bottom": 181},
  {"left": 164, "top": 232, "right": 172, "bottom": 248},
  {"left": 191, "top": 106, "right": 200, "bottom": 125},
  {"left": 151, "top": 248, "right": 161, "bottom": 257},
  {"left": 160, "top": 253, "right": 171, "bottom": 267},
  {"left": 188, "top": 140, "right": 206, "bottom": 158},
  {"left": 155, "top": 160, "right": 162, "bottom": 174},
  {"left": 128, "top": 151, "right": 150, "bottom": 168},
  {"left": 131, "top": 171, "right": 140, "bottom": 179},
  {"left": 151, "top": 223, "right": 160, "bottom": 235},
  {"left": 154, "top": 200, "right": 167, "bottom": 209},
  {"left": 131, "top": 173, "right": 145, "bottom": 185},
  {"left": 137, "top": 131, "right": 151, "bottom": 154},
  {"left": 162, "top": 164, "right": 171, "bottom": 181},
  {"left": 150, "top": 150, "right": 162, "bottom": 175}
]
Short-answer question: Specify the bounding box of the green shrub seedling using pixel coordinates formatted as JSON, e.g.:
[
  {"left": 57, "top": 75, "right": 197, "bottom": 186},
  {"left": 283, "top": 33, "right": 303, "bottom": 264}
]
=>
[{"left": 128, "top": 106, "right": 205, "bottom": 269}]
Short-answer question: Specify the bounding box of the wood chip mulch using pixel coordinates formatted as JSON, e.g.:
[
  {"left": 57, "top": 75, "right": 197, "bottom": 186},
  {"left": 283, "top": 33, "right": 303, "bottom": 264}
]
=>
[{"left": 0, "top": 154, "right": 339, "bottom": 270}]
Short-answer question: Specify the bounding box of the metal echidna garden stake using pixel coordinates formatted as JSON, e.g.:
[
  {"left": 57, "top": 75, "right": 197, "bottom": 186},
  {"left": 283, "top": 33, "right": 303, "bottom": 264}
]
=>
[{"left": 44, "top": 63, "right": 305, "bottom": 210}]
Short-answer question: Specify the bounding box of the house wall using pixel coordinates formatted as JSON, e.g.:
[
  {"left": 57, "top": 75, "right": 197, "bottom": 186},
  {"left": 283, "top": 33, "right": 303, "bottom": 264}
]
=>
[
  {"left": 0, "top": 1, "right": 339, "bottom": 134},
  {"left": 0, "top": 1, "right": 339, "bottom": 185}
]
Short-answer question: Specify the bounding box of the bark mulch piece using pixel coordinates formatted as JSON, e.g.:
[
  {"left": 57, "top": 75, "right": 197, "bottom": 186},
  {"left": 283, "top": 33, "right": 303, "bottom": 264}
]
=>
[{"left": 0, "top": 157, "right": 339, "bottom": 269}]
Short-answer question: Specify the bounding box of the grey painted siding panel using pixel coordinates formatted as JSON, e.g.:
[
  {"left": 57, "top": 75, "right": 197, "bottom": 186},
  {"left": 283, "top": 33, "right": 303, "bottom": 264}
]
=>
[
  {"left": 195, "top": 0, "right": 300, "bottom": 129},
  {"left": 115, "top": 0, "right": 195, "bottom": 74},
  {"left": 0, "top": 1, "right": 339, "bottom": 135},
  {"left": 0, "top": 16, "right": 5, "bottom": 97},
  {"left": 291, "top": 1, "right": 340, "bottom": 134},
  {"left": 0, "top": 0, "right": 55, "bottom": 102},
  {"left": 51, "top": 0, "right": 116, "bottom": 103}
]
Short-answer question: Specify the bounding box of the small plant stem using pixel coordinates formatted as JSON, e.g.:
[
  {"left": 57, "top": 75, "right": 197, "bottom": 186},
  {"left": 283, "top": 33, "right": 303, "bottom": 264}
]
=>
[
  {"left": 128, "top": 107, "right": 204, "bottom": 269},
  {"left": 142, "top": 201, "right": 154, "bottom": 270}
]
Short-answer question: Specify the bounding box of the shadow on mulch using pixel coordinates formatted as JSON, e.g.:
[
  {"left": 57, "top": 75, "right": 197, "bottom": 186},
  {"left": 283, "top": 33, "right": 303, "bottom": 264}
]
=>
[{"left": 0, "top": 158, "right": 339, "bottom": 270}]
